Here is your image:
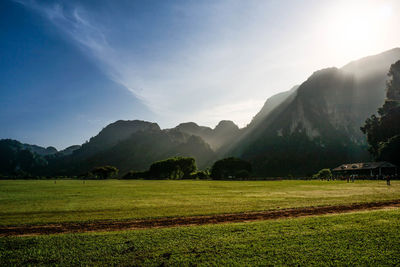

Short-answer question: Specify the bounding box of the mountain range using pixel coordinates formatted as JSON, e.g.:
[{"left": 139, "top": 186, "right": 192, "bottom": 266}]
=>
[
  {"left": 1, "top": 48, "right": 400, "bottom": 177},
  {"left": 227, "top": 48, "right": 400, "bottom": 175}
]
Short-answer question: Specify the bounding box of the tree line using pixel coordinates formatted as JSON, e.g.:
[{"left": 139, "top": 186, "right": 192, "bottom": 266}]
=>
[
  {"left": 1, "top": 61, "right": 399, "bottom": 180},
  {"left": 122, "top": 156, "right": 252, "bottom": 180},
  {"left": 361, "top": 60, "right": 400, "bottom": 167}
]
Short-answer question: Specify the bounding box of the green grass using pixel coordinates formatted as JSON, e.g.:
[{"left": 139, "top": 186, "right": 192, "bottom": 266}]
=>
[
  {"left": 1, "top": 209, "right": 400, "bottom": 266},
  {"left": 1, "top": 180, "right": 399, "bottom": 226}
]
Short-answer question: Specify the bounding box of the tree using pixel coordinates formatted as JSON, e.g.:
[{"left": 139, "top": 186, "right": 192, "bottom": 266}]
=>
[
  {"left": 210, "top": 157, "right": 252, "bottom": 179},
  {"left": 91, "top": 165, "right": 119, "bottom": 179},
  {"left": 189, "top": 170, "right": 210, "bottom": 180},
  {"left": 361, "top": 60, "right": 400, "bottom": 166},
  {"left": 312, "top": 168, "right": 332, "bottom": 180},
  {"left": 148, "top": 157, "right": 197, "bottom": 179},
  {"left": 235, "top": 169, "right": 251, "bottom": 179},
  {"left": 377, "top": 135, "right": 400, "bottom": 165}
]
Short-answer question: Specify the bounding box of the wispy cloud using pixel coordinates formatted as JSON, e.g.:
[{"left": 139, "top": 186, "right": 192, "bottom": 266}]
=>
[
  {"left": 13, "top": 0, "right": 281, "bottom": 127},
  {"left": 15, "top": 1, "right": 109, "bottom": 54},
  {"left": 13, "top": 0, "right": 400, "bottom": 128},
  {"left": 14, "top": 0, "right": 124, "bottom": 88}
]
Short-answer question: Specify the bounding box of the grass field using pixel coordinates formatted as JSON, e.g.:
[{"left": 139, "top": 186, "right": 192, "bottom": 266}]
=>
[
  {"left": 1, "top": 209, "right": 399, "bottom": 266},
  {"left": 0, "top": 180, "right": 399, "bottom": 226}
]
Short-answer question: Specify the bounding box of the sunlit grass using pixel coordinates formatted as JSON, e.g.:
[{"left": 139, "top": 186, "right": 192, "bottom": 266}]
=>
[
  {"left": 1, "top": 209, "right": 399, "bottom": 266},
  {"left": 0, "top": 180, "right": 399, "bottom": 226}
]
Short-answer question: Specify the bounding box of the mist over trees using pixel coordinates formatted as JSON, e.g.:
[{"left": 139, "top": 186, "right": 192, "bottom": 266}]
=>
[{"left": 361, "top": 60, "right": 400, "bottom": 166}]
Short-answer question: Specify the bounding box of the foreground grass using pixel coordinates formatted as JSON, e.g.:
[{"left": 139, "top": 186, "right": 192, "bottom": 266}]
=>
[
  {"left": 1, "top": 180, "right": 399, "bottom": 226},
  {"left": 1, "top": 209, "right": 400, "bottom": 266}
]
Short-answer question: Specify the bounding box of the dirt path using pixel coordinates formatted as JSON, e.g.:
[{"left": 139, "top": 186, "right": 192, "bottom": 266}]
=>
[{"left": 1, "top": 200, "right": 400, "bottom": 237}]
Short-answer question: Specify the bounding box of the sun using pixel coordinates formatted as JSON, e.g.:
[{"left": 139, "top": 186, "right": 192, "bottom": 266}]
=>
[{"left": 318, "top": 1, "right": 394, "bottom": 63}]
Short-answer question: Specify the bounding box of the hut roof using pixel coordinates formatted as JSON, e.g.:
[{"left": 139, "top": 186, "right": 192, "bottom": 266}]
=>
[{"left": 332, "top": 162, "right": 396, "bottom": 172}]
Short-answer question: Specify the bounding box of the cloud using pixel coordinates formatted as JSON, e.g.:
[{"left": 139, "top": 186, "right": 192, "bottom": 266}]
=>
[
  {"left": 13, "top": 0, "right": 400, "bottom": 128},
  {"left": 15, "top": 1, "right": 107, "bottom": 53},
  {"left": 14, "top": 1, "right": 134, "bottom": 91},
  {"left": 14, "top": 0, "right": 274, "bottom": 127}
]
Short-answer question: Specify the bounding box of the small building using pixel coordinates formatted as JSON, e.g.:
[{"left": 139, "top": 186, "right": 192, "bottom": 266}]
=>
[{"left": 332, "top": 161, "right": 397, "bottom": 178}]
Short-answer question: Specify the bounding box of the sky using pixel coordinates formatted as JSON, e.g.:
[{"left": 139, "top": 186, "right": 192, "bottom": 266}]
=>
[{"left": 1, "top": 0, "right": 400, "bottom": 149}]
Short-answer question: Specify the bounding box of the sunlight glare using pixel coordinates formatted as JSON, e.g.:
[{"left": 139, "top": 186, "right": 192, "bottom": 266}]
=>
[{"left": 319, "top": 1, "right": 394, "bottom": 63}]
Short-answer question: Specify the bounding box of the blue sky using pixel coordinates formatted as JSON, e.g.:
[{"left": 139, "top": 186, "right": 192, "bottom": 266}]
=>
[{"left": 1, "top": 0, "right": 400, "bottom": 149}]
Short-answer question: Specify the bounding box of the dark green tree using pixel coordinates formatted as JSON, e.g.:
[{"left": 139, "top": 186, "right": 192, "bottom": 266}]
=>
[
  {"left": 377, "top": 135, "right": 400, "bottom": 164},
  {"left": 189, "top": 170, "right": 210, "bottom": 180},
  {"left": 210, "top": 157, "right": 252, "bottom": 179},
  {"left": 361, "top": 60, "right": 400, "bottom": 166},
  {"left": 91, "top": 165, "right": 119, "bottom": 179},
  {"left": 312, "top": 168, "right": 332, "bottom": 179},
  {"left": 148, "top": 157, "right": 196, "bottom": 179}
]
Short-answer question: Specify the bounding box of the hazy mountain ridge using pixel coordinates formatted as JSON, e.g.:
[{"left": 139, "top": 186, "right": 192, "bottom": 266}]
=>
[
  {"left": 58, "top": 145, "right": 81, "bottom": 156},
  {"left": 174, "top": 120, "right": 241, "bottom": 150},
  {"left": 228, "top": 48, "right": 400, "bottom": 176},
  {"left": 72, "top": 120, "right": 161, "bottom": 159},
  {"left": 248, "top": 85, "right": 299, "bottom": 130},
  {"left": 18, "top": 144, "right": 81, "bottom": 157},
  {"left": 49, "top": 125, "right": 215, "bottom": 175},
  {"left": 21, "top": 144, "right": 58, "bottom": 156},
  {"left": 0, "top": 139, "right": 48, "bottom": 175},
  {"left": 2, "top": 48, "right": 399, "bottom": 177}
]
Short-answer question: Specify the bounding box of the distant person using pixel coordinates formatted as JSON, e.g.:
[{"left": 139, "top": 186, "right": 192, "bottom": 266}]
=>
[
  {"left": 346, "top": 176, "right": 350, "bottom": 183},
  {"left": 386, "top": 175, "right": 391, "bottom": 186},
  {"left": 351, "top": 175, "right": 355, "bottom": 183}
]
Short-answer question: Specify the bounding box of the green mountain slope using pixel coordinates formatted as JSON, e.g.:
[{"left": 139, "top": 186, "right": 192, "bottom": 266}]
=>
[
  {"left": 48, "top": 123, "right": 215, "bottom": 176},
  {"left": 228, "top": 48, "right": 400, "bottom": 176},
  {"left": 174, "top": 120, "right": 241, "bottom": 150}
]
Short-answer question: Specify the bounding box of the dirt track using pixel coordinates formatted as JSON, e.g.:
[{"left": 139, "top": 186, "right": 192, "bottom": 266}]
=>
[{"left": 1, "top": 200, "right": 400, "bottom": 237}]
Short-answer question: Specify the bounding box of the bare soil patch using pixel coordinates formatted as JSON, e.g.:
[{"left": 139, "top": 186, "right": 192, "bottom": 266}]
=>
[{"left": 1, "top": 200, "right": 400, "bottom": 237}]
